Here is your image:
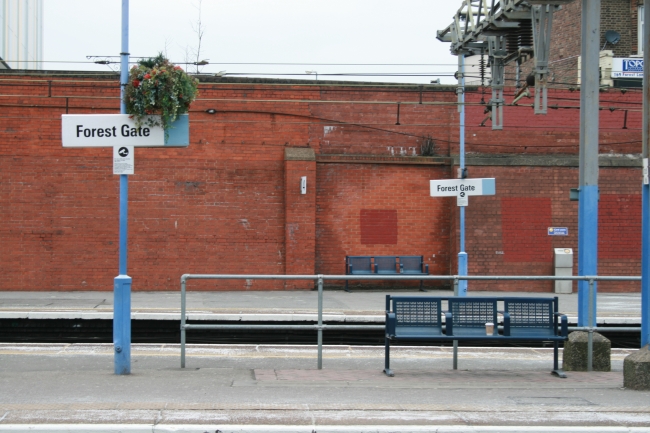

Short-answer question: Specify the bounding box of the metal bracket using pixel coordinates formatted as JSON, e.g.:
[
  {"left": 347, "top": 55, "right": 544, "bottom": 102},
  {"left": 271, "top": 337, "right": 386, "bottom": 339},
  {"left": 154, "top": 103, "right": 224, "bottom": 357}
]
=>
[
  {"left": 437, "top": 0, "right": 573, "bottom": 127},
  {"left": 570, "top": 188, "right": 580, "bottom": 201},
  {"left": 488, "top": 36, "right": 506, "bottom": 130},
  {"left": 532, "top": 4, "right": 554, "bottom": 114}
]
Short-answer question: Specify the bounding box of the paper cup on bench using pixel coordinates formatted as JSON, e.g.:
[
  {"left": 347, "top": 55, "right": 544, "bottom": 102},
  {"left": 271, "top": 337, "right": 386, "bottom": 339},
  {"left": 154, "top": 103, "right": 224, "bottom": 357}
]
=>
[{"left": 485, "top": 322, "right": 494, "bottom": 335}]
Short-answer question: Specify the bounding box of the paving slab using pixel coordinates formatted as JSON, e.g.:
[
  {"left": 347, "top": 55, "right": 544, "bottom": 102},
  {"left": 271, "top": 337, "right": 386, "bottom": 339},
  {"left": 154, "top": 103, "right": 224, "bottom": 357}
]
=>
[{"left": 1, "top": 343, "right": 650, "bottom": 430}]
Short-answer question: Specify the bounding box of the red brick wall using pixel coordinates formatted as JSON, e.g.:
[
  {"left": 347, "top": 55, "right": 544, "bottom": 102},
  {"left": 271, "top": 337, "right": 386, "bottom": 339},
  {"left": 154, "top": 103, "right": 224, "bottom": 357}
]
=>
[
  {"left": 315, "top": 162, "right": 452, "bottom": 290},
  {"left": 599, "top": 194, "right": 641, "bottom": 260},
  {"left": 462, "top": 89, "right": 642, "bottom": 155},
  {"left": 0, "top": 72, "right": 644, "bottom": 292},
  {"left": 284, "top": 151, "right": 317, "bottom": 289},
  {"left": 501, "top": 197, "right": 553, "bottom": 263},
  {"left": 457, "top": 166, "right": 641, "bottom": 292},
  {"left": 310, "top": 88, "right": 456, "bottom": 157},
  {"left": 360, "top": 209, "right": 398, "bottom": 245}
]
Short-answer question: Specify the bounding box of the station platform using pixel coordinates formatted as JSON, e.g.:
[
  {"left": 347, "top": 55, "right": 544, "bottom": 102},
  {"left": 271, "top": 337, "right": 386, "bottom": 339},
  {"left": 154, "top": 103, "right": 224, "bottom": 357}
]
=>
[
  {"left": 0, "top": 342, "right": 649, "bottom": 431},
  {"left": 0, "top": 290, "right": 648, "bottom": 432},
  {"left": 0, "top": 289, "right": 643, "bottom": 325}
]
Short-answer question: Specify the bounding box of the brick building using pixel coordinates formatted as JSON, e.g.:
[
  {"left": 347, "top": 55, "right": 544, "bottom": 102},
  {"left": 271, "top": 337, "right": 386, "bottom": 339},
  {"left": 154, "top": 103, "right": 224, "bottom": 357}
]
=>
[
  {"left": 0, "top": 66, "right": 643, "bottom": 293},
  {"left": 507, "top": 0, "right": 644, "bottom": 89}
]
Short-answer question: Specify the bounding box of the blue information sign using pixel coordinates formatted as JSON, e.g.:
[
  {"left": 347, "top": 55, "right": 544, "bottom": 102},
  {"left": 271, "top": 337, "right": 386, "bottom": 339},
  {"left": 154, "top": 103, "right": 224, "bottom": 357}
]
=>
[{"left": 548, "top": 227, "right": 568, "bottom": 236}]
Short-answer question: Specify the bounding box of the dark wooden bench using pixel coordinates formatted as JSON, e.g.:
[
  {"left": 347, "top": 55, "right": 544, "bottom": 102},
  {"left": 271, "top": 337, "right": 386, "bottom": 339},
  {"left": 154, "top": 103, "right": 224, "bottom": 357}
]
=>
[
  {"left": 384, "top": 295, "right": 568, "bottom": 378},
  {"left": 345, "top": 256, "right": 429, "bottom": 292}
]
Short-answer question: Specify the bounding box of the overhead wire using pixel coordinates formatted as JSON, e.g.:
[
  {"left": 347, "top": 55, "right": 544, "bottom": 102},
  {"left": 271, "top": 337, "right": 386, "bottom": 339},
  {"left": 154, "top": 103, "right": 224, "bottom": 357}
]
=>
[{"left": 4, "top": 58, "right": 643, "bottom": 92}]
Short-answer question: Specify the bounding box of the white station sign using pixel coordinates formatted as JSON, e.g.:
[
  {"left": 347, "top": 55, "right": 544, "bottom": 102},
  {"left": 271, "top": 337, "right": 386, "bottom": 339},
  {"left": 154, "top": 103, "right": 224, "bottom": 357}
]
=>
[
  {"left": 430, "top": 178, "right": 496, "bottom": 197},
  {"left": 62, "top": 114, "right": 166, "bottom": 147},
  {"left": 430, "top": 178, "right": 496, "bottom": 206}
]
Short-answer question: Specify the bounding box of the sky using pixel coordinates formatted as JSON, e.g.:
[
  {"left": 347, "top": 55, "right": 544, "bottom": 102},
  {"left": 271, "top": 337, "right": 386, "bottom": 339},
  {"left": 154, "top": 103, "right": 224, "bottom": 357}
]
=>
[{"left": 41, "top": 0, "right": 463, "bottom": 84}]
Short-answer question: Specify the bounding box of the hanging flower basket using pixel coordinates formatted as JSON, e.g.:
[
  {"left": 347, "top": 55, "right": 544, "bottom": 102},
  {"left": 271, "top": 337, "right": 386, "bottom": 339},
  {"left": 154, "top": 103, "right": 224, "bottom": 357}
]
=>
[{"left": 124, "top": 54, "right": 199, "bottom": 131}]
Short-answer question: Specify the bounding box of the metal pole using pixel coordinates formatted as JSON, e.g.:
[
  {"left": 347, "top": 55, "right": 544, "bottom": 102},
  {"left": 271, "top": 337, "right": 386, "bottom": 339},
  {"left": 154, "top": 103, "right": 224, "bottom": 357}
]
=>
[
  {"left": 588, "top": 278, "right": 594, "bottom": 372},
  {"left": 458, "top": 54, "right": 468, "bottom": 297},
  {"left": 113, "top": 0, "right": 131, "bottom": 376},
  {"left": 317, "top": 275, "right": 323, "bottom": 369},
  {"left": 181, "top": 276, "right": 186, "bottom": 368},
  {"left": 453, "top": 276, "right": 459, "bottom": 369},
  {"left": 641, "top": 1, "right": 650, "bottom": 349},
  {"left": 577, "top": 0, "right": 600, "bottom": 327}
]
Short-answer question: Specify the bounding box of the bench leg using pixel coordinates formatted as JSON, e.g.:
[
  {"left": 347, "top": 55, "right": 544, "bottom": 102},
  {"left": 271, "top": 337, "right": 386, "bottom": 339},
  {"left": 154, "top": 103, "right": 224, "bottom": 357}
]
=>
[
  {"left": 383, "top": 336, "right": 394, "bottom": 377},
  {"left": 552, "top": 341, "right": 567, "bottom": 378},
  {"left": 419, "top": 279, "right": 427, "bottom": 292},
  {"left": 345, "top": 279, "right": 351, "bottom": 293}
]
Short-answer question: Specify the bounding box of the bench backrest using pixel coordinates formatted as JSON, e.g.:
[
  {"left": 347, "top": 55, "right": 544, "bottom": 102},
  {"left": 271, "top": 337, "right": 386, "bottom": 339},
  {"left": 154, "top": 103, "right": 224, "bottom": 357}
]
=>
[
  {"left": 347, "top": 256, "right": 372, "bottom": 274},
  {"left": 448, "top": 298, "right": 498, "bottom": 329},
  {"left": 504, "top": 297, "right": 555, "bottom": 331},
  {"left": 399, "top": 255, "right": 423, "bottom": 273},
  {"left": 375, "top": 256, "right": 398, "bottom": 274},
  {"left": 389, "top": 297, "right": 443, "bottom": 328}
]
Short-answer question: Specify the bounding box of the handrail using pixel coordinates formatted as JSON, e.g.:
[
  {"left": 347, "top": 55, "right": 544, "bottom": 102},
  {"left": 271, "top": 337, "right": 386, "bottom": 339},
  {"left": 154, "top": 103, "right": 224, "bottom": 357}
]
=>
[
  {"left": 180, "top": 273, "right": 642, "bottom": 371},
  {"left": 182, "top": 274, "right": 641, "bottom": 281}
]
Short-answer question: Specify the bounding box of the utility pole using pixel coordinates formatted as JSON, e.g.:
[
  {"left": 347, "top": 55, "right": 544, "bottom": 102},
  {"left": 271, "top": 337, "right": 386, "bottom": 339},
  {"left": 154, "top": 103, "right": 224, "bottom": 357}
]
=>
[
  {"left": 641, "top": 1, "right": 650, "bottom": 348},
  {"left": 457, "top": 53, "right": 467, "bottom": 297},
  {"left": 577, "top": 0, "right": 600, "bottom": 327}
]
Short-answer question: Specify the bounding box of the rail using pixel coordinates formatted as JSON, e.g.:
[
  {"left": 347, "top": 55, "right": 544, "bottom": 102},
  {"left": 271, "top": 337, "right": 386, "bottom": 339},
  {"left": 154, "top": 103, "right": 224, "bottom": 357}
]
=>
[{"left": 180, "top": 274, "right": 642, "bottom": 372}]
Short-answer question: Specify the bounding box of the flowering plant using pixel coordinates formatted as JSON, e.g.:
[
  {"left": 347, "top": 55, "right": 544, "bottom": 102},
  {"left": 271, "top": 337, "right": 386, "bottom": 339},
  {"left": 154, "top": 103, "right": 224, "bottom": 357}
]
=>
[{"left": 124, "top": 54, "right": 199, "bottom": 130}]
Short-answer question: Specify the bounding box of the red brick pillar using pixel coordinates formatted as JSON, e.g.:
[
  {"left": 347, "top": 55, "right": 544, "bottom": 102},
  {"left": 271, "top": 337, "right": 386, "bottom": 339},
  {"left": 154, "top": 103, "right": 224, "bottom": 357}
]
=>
[{"left": 284, "top": 148, "right": 316, "bottom": 289}]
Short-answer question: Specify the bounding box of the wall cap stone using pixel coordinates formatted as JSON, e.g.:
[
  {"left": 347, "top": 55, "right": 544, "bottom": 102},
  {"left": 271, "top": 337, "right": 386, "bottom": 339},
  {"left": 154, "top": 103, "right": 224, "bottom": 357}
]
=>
[
  {"left": 317, "top": 154, "right": 451, "bottom": 165},
  {"left": 451, "top": 153, "right": 642, "bottom": 167}
]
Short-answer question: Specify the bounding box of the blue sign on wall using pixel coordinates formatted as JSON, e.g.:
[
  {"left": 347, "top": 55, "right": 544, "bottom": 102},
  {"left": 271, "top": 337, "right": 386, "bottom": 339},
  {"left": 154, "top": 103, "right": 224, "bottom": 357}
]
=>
[{"left": 548, "top": 227, "right": 569, "bottom": 236}]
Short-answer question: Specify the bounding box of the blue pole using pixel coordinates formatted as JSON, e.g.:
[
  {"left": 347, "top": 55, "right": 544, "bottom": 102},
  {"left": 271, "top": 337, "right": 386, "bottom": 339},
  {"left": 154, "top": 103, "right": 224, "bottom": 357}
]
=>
[
  {"left": 643, "top": 185, "right": 649, "bottom": 347},
  {"left": 457, "top": 54, "right": 467, "bottom": 297},
  {"left": 577, "top": 186, "right": 598, "bottom": 326},
  {"left": 641, "top": 0, "right": 650, "bottom": 348},
  {"left": 114, "top": 0, "right": 131, "bottom": 375}
]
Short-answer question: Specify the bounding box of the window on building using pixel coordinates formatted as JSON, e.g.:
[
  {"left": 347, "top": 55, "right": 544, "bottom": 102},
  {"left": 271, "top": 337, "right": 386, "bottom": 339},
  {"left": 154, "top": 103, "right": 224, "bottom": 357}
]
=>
[{"left": 640, "top": 5, "right": 645, "bottom": 54}]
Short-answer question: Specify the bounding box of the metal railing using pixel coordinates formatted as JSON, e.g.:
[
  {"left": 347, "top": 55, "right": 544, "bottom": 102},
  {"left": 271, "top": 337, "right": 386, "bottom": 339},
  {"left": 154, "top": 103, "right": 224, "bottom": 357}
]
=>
[{"left": 180, "top": 274, "right": 642, "bottom": 371}]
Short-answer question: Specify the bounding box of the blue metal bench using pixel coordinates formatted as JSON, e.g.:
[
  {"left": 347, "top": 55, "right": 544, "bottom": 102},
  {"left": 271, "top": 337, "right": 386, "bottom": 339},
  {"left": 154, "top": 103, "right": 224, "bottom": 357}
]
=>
[
  {"left": 384, "top": 295, "right": 568, "bottom": 378},
  {"left": 399, "top": 256, "right": 429, "bottom": 291},
  {"left": 345, "top": 256, "right": 373, "bottom": 292},
  {"left": 345, "top": 255, "right": 429, "bottom": 292}
]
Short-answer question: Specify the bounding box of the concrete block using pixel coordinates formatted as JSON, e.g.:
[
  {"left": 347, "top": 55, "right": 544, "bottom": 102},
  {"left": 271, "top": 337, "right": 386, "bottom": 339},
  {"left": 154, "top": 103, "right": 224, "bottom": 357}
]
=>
[
  {"left": 624, "top": 345, "right": 650, "bottom": 390},
  {"left": 562, "top": 331, "right": 611, "bottom": 371}
]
